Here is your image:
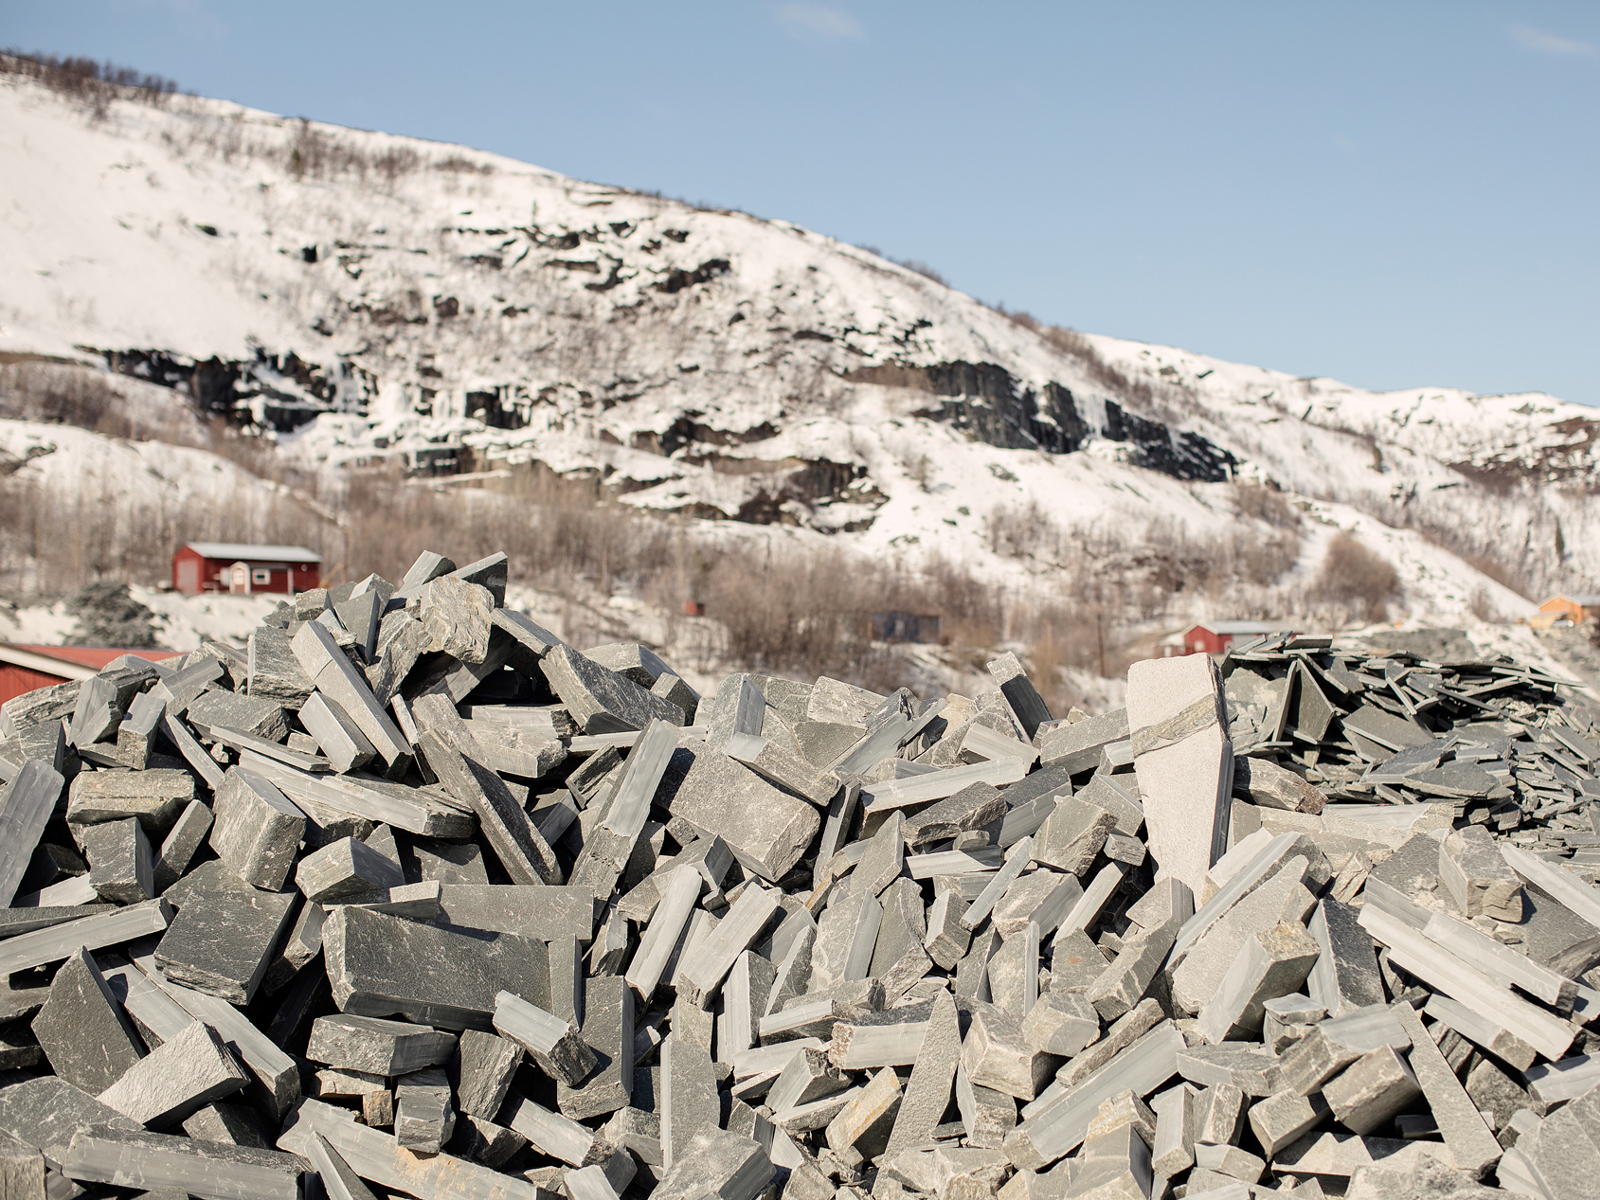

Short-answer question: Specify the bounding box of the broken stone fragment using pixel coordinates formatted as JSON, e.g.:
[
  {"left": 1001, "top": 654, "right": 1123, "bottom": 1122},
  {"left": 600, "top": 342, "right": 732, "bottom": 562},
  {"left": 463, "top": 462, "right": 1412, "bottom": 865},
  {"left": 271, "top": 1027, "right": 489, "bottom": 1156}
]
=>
[
  {"left": 1197, "top": 920, "right": 1321, "bottom": 1045},
  {"left": 1439, "top": 825, "right": 1523, "bottom": 921},
  {"left": 66, "top": 768, "right": 194, "bottom": 834},
  {"left": 208, "top": 767, "right": 306, "bottom": 890},
  {"left": 31, "top": 945, "right": 145, "bottom": 1094},
  {"left": 1022, "top": 990, "right": 1100, "bottom": 1057},
  {"left": 1127, "top": 655, "right": 1231, "bottom": 897},
  {"left": 493, "top": 991, "right": 597, "bottom": 1087},
  {"left": 1233, "top": 756, "right": 1325, "bottom": 814},
  {"left": 668, "top": 743, "right": 822, "bottom": 882},
  {"left": 323, "top": 904, "right": 551, "bottom": 1030},
  {"left": 154, "top": 885, "right": 297, "bottom": 1004},
  {"left": 1032, "top": 795, "right": 1117, "bottom": 877},
  {"left": 419, "top": 576, "right": 495, "bottom": 664},
  {"left": 542, "top": 645, "right": 686, "bottom": 735},
  {"left": 960, "top": 1003, "right": 1051, "bottom": 1101},
  {"left": 453, "top": 1030, "right": 524, "bottom": 1119},
  {"left": 307, "top": 1013, "right": 458, "bottom": 1075},
  {"left": 295, "top": 836, "right": 406, "bottom": 903},
  {"left": 97, "top": 1020, "right": 250, "bottom": 1128},
  {"left": 81, "top": 817, "right": 155, "bottom": 904},
  {"left": 825, "top": 1067, "right": 903, "bottom": 1161},
  {"left": 1321, "top": 1044, "right": 1422, "bottom": 1136},
  {"left": 394, "top": 1068, "right": 456, "bottom": 1154}
]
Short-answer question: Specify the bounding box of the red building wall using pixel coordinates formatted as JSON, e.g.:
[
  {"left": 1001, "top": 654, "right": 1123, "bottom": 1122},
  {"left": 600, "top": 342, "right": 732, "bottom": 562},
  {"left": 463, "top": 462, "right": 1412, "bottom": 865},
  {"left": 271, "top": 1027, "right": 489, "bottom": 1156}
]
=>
[
  {"left": 172, "top": 547, "right": 320, "bottom": 595},
  {"left": 1182, "top": 627, "right": 1230, "bottom": 656},
  {"left": 0, "top": 663, "right": 71, "bottom": 707}
]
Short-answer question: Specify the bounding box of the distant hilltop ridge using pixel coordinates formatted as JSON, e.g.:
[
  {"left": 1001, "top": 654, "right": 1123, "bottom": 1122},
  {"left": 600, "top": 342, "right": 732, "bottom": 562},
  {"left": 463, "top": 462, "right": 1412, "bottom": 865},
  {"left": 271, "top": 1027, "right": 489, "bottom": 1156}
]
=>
[{"left": 1, "top": 56, "right": 1597, "bottom": 616}]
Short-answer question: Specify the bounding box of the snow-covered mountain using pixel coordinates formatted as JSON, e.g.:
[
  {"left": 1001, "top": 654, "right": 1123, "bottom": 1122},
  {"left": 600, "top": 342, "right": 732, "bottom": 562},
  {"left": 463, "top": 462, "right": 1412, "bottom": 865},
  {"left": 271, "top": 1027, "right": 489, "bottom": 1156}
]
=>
[{"left": 3, "top": 61, "right": 1595, "bottom": 622}]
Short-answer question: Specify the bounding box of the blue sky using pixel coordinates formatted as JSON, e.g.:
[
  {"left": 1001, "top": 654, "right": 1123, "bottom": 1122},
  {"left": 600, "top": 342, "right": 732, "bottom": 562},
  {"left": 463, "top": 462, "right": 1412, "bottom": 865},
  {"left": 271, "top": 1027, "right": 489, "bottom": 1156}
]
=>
[{"left": 5, "top": 1, "right": 1598, "bottom": 403}]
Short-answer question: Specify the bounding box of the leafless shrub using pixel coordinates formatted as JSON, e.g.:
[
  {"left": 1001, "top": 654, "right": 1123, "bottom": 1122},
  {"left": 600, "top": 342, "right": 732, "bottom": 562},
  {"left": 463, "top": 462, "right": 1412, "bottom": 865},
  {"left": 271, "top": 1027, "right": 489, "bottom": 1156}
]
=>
[
  {"left": 0, "top": 50, "right": 180, "bottom": 114},
  {"left": 895, "top": 259, "right": 945, "bottom": 285},
  {"left": 0, "top": 361, "right": 204, "bottom": 445},
  {"left": 435, "top": 155, "right": 494, "bottom": 175},
  {"left": 986, "top": 499, "right": 1065, "bottom": 561},
  {"left": 1316, "top": 533, "right": 1401, "bottom": 622},
  {"left": 1231, "top": 482, "right": 1299, "bottom": 529},
  {"left": 1468, "top": 588, "right": 1503, "bottom": 623}
]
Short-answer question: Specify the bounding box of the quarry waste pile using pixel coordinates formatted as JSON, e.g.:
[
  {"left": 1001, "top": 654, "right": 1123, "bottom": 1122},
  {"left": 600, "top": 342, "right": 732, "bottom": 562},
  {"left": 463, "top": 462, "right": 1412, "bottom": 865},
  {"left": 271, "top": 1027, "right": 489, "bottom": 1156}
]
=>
[{"left": 0, "top": 549, "right": 1598, "bottom": 1200}]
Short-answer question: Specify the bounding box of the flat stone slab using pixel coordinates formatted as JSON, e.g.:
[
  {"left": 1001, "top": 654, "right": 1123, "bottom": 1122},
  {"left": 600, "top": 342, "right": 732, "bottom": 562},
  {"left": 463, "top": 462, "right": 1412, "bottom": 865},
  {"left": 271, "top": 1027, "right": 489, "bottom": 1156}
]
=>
[
  {"left": 97, "top": 1019, "right": 250, "bottom": 1128},
  {"left": 668, "top": 743, "right": 821, "bottom": 882},
  {"left": 323, "top": 904, "right": 552, "bottom": 1031},
  {"left": 66, "top": 769, "right": 194, "bottom": 833},
  {"left": 308, "top": 1013, "right": 459, "bottom": 1075},
  {"left": 154, "top": 886, "right": 297, "bottom": 1005},
  {"left": 1127, "top": 656, "right": 1231, "bottom": 896},
  {"left": 32, "top": 946, "right": 146, "bottom": 1094}
]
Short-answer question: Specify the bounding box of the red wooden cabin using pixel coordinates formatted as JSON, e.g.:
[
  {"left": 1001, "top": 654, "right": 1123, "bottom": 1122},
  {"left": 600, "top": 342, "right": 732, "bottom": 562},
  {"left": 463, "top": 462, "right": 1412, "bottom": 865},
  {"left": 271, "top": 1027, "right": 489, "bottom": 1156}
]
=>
[{"left": 172, "top": 543, "right": 321, "bottom": 596}]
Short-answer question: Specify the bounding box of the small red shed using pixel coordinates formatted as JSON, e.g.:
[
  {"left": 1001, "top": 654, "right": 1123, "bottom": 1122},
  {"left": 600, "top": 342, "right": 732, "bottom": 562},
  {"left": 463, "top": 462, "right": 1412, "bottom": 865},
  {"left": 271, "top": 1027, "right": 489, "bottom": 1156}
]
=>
[
  {"left": 0, "top": 644, "right": 180, "bottom": 707},
  {"left": 172, "top": 543, "right": 321, "bottom": 596},
  {"left": 1179, "top": 620, "right": 1293, "bottom": 656}
]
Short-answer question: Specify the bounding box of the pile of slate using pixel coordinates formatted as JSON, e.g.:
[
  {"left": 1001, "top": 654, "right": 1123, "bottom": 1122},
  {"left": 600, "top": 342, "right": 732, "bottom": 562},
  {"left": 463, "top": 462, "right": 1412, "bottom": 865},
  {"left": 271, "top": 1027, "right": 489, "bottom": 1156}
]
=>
[{"left": 1, "top": 553, "right": 1599, "bottom": 1200}]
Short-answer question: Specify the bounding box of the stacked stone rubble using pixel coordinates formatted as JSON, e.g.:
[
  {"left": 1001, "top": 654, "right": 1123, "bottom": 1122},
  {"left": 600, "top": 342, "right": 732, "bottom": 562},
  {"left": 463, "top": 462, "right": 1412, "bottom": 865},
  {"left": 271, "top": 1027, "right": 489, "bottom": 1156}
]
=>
[{"left": 0, "top": 560, "right": 1597, "bottom": 1200}]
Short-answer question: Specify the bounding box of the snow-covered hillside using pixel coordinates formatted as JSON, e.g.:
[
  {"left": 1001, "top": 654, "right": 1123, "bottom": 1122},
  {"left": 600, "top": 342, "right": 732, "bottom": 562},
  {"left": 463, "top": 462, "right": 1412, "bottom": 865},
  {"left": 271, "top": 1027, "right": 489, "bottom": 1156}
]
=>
[{"left": 2, "top": 61, "right": 1594, "bottom": 623}]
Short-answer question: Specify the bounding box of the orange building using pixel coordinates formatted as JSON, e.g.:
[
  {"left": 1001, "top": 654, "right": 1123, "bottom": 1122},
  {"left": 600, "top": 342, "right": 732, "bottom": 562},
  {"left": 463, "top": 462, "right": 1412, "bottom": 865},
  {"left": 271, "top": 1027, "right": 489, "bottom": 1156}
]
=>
[{"left": 1536, "top": 595, "right": 1600, "bottom": 626}]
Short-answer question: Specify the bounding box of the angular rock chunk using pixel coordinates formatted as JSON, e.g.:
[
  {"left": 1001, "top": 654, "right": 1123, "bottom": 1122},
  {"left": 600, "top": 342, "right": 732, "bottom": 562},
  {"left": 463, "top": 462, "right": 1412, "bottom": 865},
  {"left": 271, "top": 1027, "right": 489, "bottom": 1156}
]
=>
[
  {"left": 542, "top": 645, "right": 686, "bottom": 735},
  {"left": 661, "top": 1032, "right": 720, "bottom": 1170},
  {"left": 300, "top": 692, "right": 377, "bottom": 775},
  {"left": 188, "top": 689, "right": 290, "bottom": 744},
  {"left": 905, "top": 782, "right": 1008, "bottom": 846},
  {"left": 1233, "top": 756, "right": 1324, "bottom": 814},
  {"left": 0, "top": 761, "right": 64, "bottom": 906},
  {"left": 825, "top": 1067, "right": 903, "bottom": 1160},
  {"left": 81, "top": 817, "right": 155, "bottom": 904},
  {"left": 417, "top": 728, "right": 559, "bottom": 885},
  {"left": 154, "top": 886, "right": 296, "bottom": 1005},
  {"left": 97, "top": 1020, "right": 249, "bottom": 1128},
  {"left": 208, "top": 768, "right": 306, "bottom": 890},
  {"left": 308, "top": 1013, "right": 459, "bottom": 1075},
  {"left": 280, "top": 1098, "right": 535, "bottom": 1200},
  {"left": 557, "top": 975, "right": 633, "bottom": 1120},
  {"left": 1439, "top": 826, "right": 1523, "bottom": 921},
  {"left": 291, "top": 621, "right": 412, "bottom": 777},
  {"left": 152, "top": 799, "right": 214, "bottom": 894},
  {"left": 304, "top": 1132, "right": 379, "bottom": 1200},
  {"left": 32, "top": 946, "right": 145, "bottom": 1094},
  {"left": 67, "top": 768, "right": 193, "bottom": 833},
  {"left": 1322, "top": 1044, "right": 1422, "bottom": 1136},
  {"left": 884, "top": 990, "right": 962, "bottom": 1155},
  {"left": 961, "top": 1004, "right": 1050, "bottom": 1101},
  {"left": 323, "top": 904, "right": 551, "bottom": 1030},
  {"left": 989, "top": 653, "right": 1053, "bottom": 741},
  {"left": 395, "top": 1067, "right": 457, "bottom": 1154},
  {"left": 419, "top": 576, "right": 495, "bottom": 664},
  {"left": 1198, "top": 921, "right": 1320, "bottom": 1045},
  {"left": 652, "top": 1129, "right": 773, "bottom": 1200},
  {"left": 1023, "top": 990, "right": 1100, "bottom": 1056},
  {"left": 1037, "top": 709, "right": 1128, "bottom": 774},
  {"left": 668, "top": 744, "right": 821, "bottom": 882},
  {"left": 454, "top": 1031, "right": 524, "bottom": 1119},
  {"left": 1127, "top": 655, "right": 1231, "bottom": 896},
  {"left": 493, "top": 991, "right": 596, "bottom": 1087},
  {"left": 725, "top": 733, "right": 841, "bottom": 807},
  {"left": 1306, "top": 896, "right": 1384, "bottom": 1019},
  {"left": 296, "top": 836, "right": 405, "bottom": 903}
]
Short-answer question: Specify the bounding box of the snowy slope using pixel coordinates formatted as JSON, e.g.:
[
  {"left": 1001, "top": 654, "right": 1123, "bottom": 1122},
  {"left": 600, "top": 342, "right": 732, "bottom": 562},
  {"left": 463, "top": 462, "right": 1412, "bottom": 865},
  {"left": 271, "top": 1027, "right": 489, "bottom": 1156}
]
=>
[{"left": 2, "top": 65, "right": 1593, "bottom": 622}]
